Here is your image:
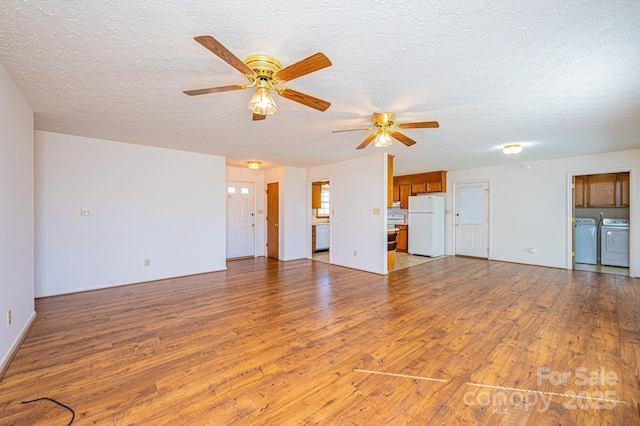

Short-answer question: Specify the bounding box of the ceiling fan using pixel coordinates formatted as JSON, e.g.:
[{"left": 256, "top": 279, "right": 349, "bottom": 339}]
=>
[
  {"left": 183, "top": 35, "right": 332, "bottom": 120},
  {"left": 333, "top": 112, "right": 439, "bottom": 149}
]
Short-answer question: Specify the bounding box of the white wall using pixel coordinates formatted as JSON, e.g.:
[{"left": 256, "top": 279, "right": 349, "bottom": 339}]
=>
[
  {"left": 35, "top": 131, "right": 227, "bottom": 296},
  {"left": 309, "top": 153, "right": 388, "bottom": 275},
  {"left": 447, "top": 149, "right": 639, "bottom": 277},
  {"left": 0, "top": 63, "right": 35, "bottom": 375},
  {"left": 264, "top": 166, "right": 308, "bottom": 261},
  {"left": 283, "top": 166, "right": 308, "bottom": 261},
  {"left": 226, "top": 166, "right": 266, "bottom": 257}
]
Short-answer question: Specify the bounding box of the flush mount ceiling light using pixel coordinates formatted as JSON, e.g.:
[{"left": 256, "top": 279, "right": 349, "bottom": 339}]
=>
[
  {"left": 247, "top": 161, "right": 261, "bottom": 170},
  {"left": 503, "top": 144, "right": 523, "bottom": 155}
]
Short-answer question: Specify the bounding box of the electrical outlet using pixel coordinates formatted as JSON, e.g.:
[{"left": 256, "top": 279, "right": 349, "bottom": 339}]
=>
[
  {"left": 144, "top": 259, "right": 151, "bottom": 267},
  {"left": 353, "top": 250, "right": 357, "bottom": 257},
  {"left": 81, "top": 207, "right": 92, "bottom": 216},
  {"left": 7, "top": 310, "right": 11, "bottom": 326}
]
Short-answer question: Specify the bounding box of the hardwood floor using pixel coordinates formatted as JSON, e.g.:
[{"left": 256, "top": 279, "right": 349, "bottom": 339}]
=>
[{"left": 1, "top": 257, "right": 639, "bottom": 425}]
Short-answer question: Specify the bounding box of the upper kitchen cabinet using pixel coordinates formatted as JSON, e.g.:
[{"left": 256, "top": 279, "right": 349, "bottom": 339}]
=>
[
  {"left": 399, "top": 184, "right": 412, "bottom": 209},
  {"left": 588, "top": 174, "right": 617, "bottom": 207},
  {"left": 618, "top": 172, "right": 629, "bottom": 207},
  {"left": 312, "top": 183, "right": 322, "bottom": 209},
  {"left": 574, "top": 175, "right": 587, "bottom": 208},
  {"left": 394, "top": 171, "right": 447, "bottom": 207},
  {"left": 574, "top": 172, "right": 629, "bottom": 208}
]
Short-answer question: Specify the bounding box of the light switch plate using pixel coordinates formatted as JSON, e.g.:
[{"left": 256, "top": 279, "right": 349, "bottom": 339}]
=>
[{"left": 373, "top": 208, "right": 381, "bottom": 215}]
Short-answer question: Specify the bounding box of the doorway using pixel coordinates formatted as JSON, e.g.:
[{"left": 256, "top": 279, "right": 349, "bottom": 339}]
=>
[
  {"left": 226, "top": 181, "right": 255, "bottom": 259},
  {"left": 571, "top": 171, "right": 630, "bottom": 276},
  {"left": 311, "top": 181, "right": 330, "bottom": 263},
  {"left": 454, "top": 181, "right": 490, "bottom": 258}
]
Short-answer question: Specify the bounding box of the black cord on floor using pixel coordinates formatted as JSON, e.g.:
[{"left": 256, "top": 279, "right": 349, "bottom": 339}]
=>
[{"left": 19, "top": 397, "right": 75, "bottom": 425}]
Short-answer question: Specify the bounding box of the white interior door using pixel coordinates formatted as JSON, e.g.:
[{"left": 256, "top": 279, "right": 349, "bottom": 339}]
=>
[
  {"left": 455, "top": 182, "right": 489, "bottom": 258},
  {"left": 226, "top": 181, "right": 255, "bottom": 259}
]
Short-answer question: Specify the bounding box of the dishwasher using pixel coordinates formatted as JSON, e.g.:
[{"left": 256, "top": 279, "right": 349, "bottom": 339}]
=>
[{"left": 315, "top": 224, "right": 330, "bottom": 251}]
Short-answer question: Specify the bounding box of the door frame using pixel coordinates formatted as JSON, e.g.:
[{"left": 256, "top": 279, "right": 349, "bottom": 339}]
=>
[
  {"left": 267, "top": 182, "right": 279, "bottom": 260},
  {"left": 308, "top": 178, "right": 332, "bottom": 262},
  {"left": 567, "top": 167, "right": 635, "bottom": 277},
  {"left": 452, "top": 180, "right": 492, "bottom": 258}
]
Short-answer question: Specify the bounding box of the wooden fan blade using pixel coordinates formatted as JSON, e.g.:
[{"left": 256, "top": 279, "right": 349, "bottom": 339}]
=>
[
  {"left": 194, "top": 35, "right": 254, "bottom": 75},
  {"left": 356, "top": 134, "right": 377, "bottom": 150},
  {"left": 391, "top": 132, "right": 417, "bottom": 147},
  {"left": 331, "top": 127, "right": 375, "bottom": 133},
  {"left": 275, "top": 53, "right": 332, "bottom": 82},
  {"left": 397, "top": 121, "right": 440, "bottom": 129},
  {"left": 278, "top": 88, "right": 331, "bottom": 111},
  {"left": 183, "top": 84, "right": 246, "bottom": 96},
  {"left": 253, "top": 113, "right": 266, "bottom": 121}
]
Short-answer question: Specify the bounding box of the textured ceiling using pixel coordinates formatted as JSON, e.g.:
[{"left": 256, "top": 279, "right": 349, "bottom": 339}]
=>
[{"left": 1, "top": 1, "right": 639, "bottom": 175}]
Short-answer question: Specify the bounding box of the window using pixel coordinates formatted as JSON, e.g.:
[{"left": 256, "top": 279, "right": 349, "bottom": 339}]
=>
[{"left": 317, "top": 184, "right": 330, "bottom": 217}]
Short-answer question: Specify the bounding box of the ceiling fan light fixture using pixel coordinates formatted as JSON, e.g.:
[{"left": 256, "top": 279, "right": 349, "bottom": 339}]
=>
[
  {"left": 372, "top": 130, "right": 393, "bottom": 148},
  {"left": 247, "top": 161, "right": 262, "bottom": 170},
  {"left": 248, "top": 79, "right": 277, "bottom": 115},
  {"left": 248, "top": 87, "right": 277, "bottom": 116},
  {"left": 503, "top": 144, "right": 523, "bottom": 155}
]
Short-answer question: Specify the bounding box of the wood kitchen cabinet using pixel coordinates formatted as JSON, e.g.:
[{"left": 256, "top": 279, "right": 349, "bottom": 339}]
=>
[
  {"left": 312, "top": 184, "right": 322, "bottom": 209},
  {"left": 574, "top": 172, "right": 629, "bottom": 208},
  {"left": 394, "top": 170, "right": 447, "bottom": 205},
  {"left": 411, "top": 182, "right": 426, "bottom": 194},
  {"left": 618, "top": 172, "right": 629, "bottom": 207},
  {"left": 426, "top": 179, "right": 444, "bottom": 193},
  {"left": 574, "top": 175, "right": 587, "bottom": 208},
  {"left": 396, "top": 224, "right": 408, "bottom": 252},
  {"left": 399, "top": 184, "right": 411, "bottom": 209},
  {"left": 587, "top": 174, "right": 617, "bottom": 207}
]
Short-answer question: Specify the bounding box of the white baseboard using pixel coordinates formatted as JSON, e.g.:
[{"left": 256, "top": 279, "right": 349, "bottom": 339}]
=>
[{"left": 0, "top": 311, "right": 37, "bottom": 380}]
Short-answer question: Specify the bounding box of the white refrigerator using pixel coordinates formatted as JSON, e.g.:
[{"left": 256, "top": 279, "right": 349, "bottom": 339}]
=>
[{"left": 408, "top": 195, "right": 445, "bottom": 257}]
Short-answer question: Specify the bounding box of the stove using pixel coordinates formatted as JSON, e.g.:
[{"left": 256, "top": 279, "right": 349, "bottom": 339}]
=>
[{"left": 388, "top": 214, "right": 406, "bottom": 228}]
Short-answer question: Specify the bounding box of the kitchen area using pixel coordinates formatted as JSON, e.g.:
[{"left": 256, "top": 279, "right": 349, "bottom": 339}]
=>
[
  {"left": 574, "top": 172, "right": 630, "bottom": 276},
  {"left": 387, "top": 156, "right": 447, "bottom": 271},
  {"left": 311, "top": 181, "right": 330, "bottom": 263}
]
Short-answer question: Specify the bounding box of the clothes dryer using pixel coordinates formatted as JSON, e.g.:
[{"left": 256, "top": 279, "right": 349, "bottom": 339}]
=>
[{"left": 601, "top": 218, "right": 629, "bottom": 267}]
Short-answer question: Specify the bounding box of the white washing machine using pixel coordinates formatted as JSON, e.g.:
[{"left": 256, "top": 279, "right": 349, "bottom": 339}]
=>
[
  {"left": 601, "top": 218, "right": 629, "bottom": 267},
  {"left": 575, "top": 218, "right": 597, "bottom": 264}
]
